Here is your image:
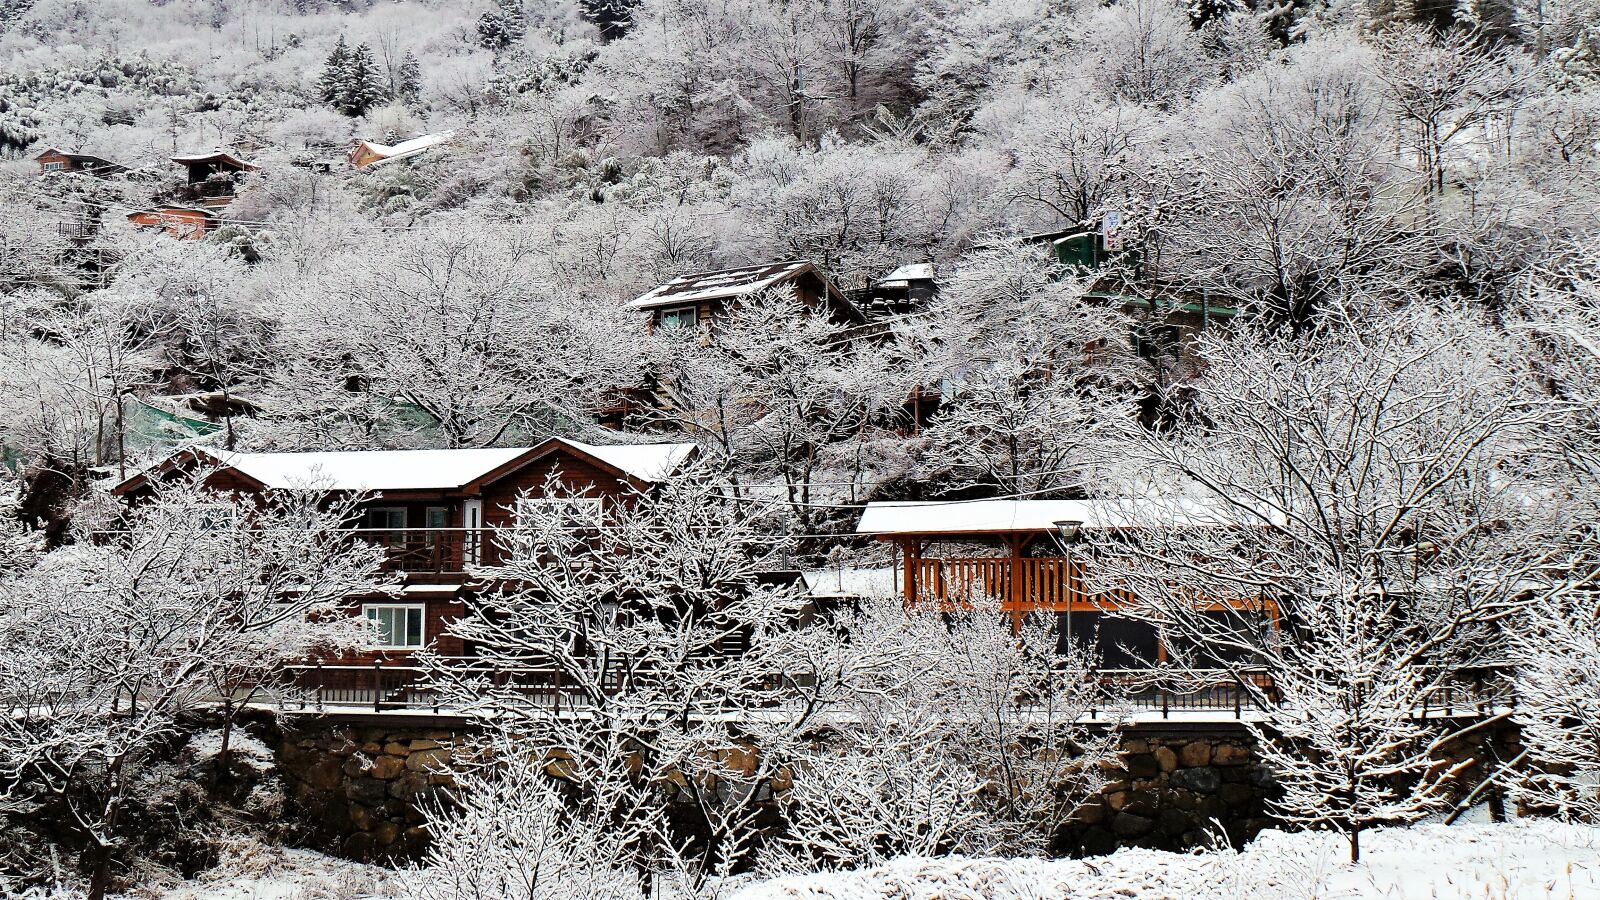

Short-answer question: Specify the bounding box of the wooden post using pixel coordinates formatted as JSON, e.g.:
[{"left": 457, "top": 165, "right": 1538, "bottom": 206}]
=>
[
  {"left": 372, "top": 660, "right": 382, "bottom": 713},
  {"left": 1007, "top": 534, "right": 1025, "bottom": 632},
  {"left": 901, "top": 539, "right": 919, "bottom": 608}
]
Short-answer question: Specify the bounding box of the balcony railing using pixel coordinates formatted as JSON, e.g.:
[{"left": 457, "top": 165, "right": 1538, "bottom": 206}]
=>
[
  {"left": 349, "top": 527, "right": 515, "bottom": 574},
  {"left": 278, "top": 660, "right": 1513, "bottom": 720},
  {"left": 911, "top": 556, "right": 1093, "bottom": 611}
]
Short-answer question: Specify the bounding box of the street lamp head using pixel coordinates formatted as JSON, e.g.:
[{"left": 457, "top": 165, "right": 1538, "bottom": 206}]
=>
[{"left": 1053, "top": 519, "right": 1084, "bottom": 545}]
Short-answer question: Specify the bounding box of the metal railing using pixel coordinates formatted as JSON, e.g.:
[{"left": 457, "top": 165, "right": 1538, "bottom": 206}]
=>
[{"left": 278, "top": 659, "right": 1514, "bottom": 720}]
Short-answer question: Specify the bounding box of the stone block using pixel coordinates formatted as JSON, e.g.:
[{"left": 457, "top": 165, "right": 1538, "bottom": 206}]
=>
[
  {"left": 371, "top": 755, "right": 406, "bottom": 780},
  {"left": 1122, "top": 790, "right": 1159, "bottom": 817},
  {"left": 407, "top": 748, "right": 452, "bottom": 773},
  {"left": 374, "top": 821, "right": 402, "bottom": 848},
  {"left": 347, "top": 778, "right": 388, "bottom": 805},
  {"left": 384, "top": 742, "right": 412, "bottom": 757},
  {"left": 1218, "top": 783, "right": 1255, "bottom": 806},
  {"left": 300, "top": 756, "right": 344, "bottom": 792},
  {"left": 343, "top": 755, "right": 373, "bottom": 778},
  {"left": 361, "top": 742, "right": 383, "bottom": 755},
  {"left": 1170, "top": 766, "right": 1221, "bottom": 794},
  {"left": 409, "top": 739, "right": 442, "bottom": 752},
  {"left": 1074, "top": 801, "right": 1108, "bottom": 826},
  {"left": 1112, "top": 812, "right": 1154, "bottom": 837},
  {"left": 348, "top": 803, "right": 375, "bottom": 832},
  {"left": 1213, "top": 742, "right": 1252, "bottom": 766},
  {"left": 1179, "top": 741, "right": 1212, "bottom": 768},
  {"left": 1159, "top": 808, "right": 1190, "bottom": 836},
  {"left": 1106, "top": 791, "right": 1128, "bottom": 811},
  {"left": 342, "top": 831, "right": 376, "bottom": 862},
  {"left": 1155, "top": 746, "right": 1178, "bottom": 772},
  {"left": 1125, "top": 754, "right": 1160, "bottom": 779}
]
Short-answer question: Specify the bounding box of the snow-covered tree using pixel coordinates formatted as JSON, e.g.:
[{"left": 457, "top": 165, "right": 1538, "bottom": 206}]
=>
[
  {"left": 0, "top": 477, "right": 385, "bottom": 897},
  {"left": 1083, "top": 304, "right": 1567, "bottom": 862}
]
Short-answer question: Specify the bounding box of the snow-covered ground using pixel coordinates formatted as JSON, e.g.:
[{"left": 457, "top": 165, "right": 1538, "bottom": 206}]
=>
[
  {"left": 730, "top": 821, "right": 1600, "bottom": 900},
  {"left": 109, "top": 820, "right": 1599, "bottom": 900}
]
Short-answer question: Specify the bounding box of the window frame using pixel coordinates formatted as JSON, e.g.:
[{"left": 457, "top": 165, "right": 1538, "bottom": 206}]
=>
[
  {"left": 656, "top": 304, "right": 699, "bottom": 330},
  {"left": 361, "top": 603, "right": 426, "bottom": 650}
]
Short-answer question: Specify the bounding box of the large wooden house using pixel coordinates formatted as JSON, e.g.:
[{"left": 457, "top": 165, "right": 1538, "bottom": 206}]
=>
[
  {"left": 629, "top": 260, "right": 866, "bottom": 331},
  {"left": 34, "top": 148, "right": 129, "bottom": 177},
  {"left": 112, "top": 437, "right": 698, "bottom": 663}
]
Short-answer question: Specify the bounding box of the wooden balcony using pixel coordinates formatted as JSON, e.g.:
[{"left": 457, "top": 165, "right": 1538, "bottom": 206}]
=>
[
  {"left": 353, "top": 528, "right": 502, "bottom": 575},
  {"left": 908, "top": 556, "right": 1100, "bottom": 612}
]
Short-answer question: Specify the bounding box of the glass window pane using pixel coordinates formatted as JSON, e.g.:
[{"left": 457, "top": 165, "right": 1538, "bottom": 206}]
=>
[{"left": 405, "top": 608, "right": 423, "bottom": 647}]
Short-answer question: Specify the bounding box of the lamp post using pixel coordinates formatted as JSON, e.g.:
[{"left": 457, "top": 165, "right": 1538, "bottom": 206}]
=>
[{"left": 1052, "top": 520, "right": 1084, "bottom": 653}]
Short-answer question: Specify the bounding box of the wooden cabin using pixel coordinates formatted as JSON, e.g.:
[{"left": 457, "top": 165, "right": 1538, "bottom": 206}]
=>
[
  {"left": 126, "top": 206, "right": 219, "bottom": 240},
  {"left": 170, "top": 149, "right": 258, "bottom": 206},
  {"left": 349, "top": 131, "right": 455, "bottom": 168},
  {"left": 629, "top": 260, "right": 866, "bottom": 331},
  {"left": 34, "top": 148, "right": 129, "bottom": 177},
  {"left": 111, "top": 437, "right": 698, "bottom": 663},
  {"left": 857, "top": 498, "right": 1263, "bottom": 667}
]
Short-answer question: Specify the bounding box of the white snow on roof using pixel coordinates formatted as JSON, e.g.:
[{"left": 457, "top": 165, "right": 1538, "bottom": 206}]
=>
[
  {"left": 358, "top": 131, "right": 456, "bottom": 166},
  {"left": 856, "top": 498, "right": 1233, "bottom": 536},
  {"left": 564, "top": 439, "right": 697, "bottom": 482},
  {"left": 199, "top": 437, "right": 695, "bottom": 492},
  {"left": 878, "top": 263, "right": 934, "bottom": 287},
  {"left": 214, "top": 447, "right": 528, "bottom": 491},
  {"left": 801, "top": 567, "right": 899, "bottom": 599},
  {"left": 628, "top": 261, "right": 811, "bottom": 310}
]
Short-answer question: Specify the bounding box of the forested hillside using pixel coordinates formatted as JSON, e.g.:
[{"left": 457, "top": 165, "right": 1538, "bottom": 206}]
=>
[{"left": 4, "top": 2, "right": 1600, "bottom": 899}]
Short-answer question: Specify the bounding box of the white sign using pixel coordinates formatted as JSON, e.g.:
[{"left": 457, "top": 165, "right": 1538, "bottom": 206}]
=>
[{"left": 1101, "top": 209, "right": 1123, "bottom": 251}]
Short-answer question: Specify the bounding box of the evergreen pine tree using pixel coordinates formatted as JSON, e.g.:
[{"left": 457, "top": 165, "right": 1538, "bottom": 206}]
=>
[
  {"left": 397, "top": 50, "right": 422, "bottom": 103},
  {"left": 477, "top": 0, "right": 526, "bottom": 50},
  {"left": 340, "top": 43, "right": 388, "bottom": 117},
  {"left": 317, "top": 35, "right": 351, "bottom": 104}
]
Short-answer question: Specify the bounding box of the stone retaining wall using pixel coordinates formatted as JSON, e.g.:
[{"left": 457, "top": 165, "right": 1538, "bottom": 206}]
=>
[
  {"left": 1065, "top": 727, "right": 1275, "bottom": 855},
  {"left": 272, "top": 717, "right": 1521, "bottom": 864},
  {"left": 275, "top": 721, "right": 463, "bottom": 862}
]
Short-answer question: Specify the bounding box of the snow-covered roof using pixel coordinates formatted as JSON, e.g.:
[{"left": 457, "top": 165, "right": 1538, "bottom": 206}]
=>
[
  {"left": 628, "top": 261, "right": 816, "bottom": 310},
  {"left": 878, "top": 263, "right": 934, "bottom": 287},
  {"left": 120, "top": 437, "right": 698, "bottom": 494},
  {"left": 355, "top": 131, "right": 456, "bottom": 166},
  {"left": 856, "top": 499, "right": 1234, "bottom": 536},
  {"left": 801, "top": 567, "right": 899, "bottom": 599},
  {"left": 212, "top": 447, "right": 529, "bottom": 491},
  {"left": 172, "top": 149, "right": 257, "bottom": 170},
  {"left": 564, "top": 439, "right": 697, "bottom": 483}
]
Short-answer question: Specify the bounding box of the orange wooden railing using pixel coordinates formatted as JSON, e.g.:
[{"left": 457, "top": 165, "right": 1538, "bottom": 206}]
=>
[{"left": 910, "top": 556, "right": 1091, "bottom": 611}]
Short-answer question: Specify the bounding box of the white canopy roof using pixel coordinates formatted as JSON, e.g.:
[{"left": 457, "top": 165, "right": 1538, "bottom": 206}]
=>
[{"left": 856, "top": 498, "right": 1234, "bottom": 536}]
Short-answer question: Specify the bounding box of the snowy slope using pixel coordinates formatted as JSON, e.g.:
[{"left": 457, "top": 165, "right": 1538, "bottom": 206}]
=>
[{"left": 730, "top": 822, "right": 1600, "bottom": 900}]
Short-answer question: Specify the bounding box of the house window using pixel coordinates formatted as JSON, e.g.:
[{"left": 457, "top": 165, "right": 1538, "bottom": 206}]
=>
[
  {"left": 366, "top": 506, "right": 407, "bottom": 546},
  {"left": 363, "top": 604, "right": 425, "bottom": 649},
  {"left": 43, "top": 160, "right": 65, "bottom": 171},
  {"left": 657, "top": 305, "right": 698, "bottom": 330}
]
